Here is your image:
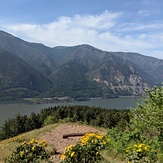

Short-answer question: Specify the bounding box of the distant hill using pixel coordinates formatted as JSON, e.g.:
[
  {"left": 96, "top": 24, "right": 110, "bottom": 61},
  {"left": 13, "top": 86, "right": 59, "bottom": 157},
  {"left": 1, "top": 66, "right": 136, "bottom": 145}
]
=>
[
  {"left": 0, "top": 48, "right": 52, "bottom": 99},
  {"left": 0, "top": 31, "right": 56, "bottom": 76},
  {"left": 0, "top": 30, "right": 162, "bottom": 98}
]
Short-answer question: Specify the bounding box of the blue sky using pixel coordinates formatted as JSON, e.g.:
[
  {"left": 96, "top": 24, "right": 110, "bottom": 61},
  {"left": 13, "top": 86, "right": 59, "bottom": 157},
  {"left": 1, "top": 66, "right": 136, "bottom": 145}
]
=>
[{"left": 0, "top": 0, "right": 163, "bottom": 59}]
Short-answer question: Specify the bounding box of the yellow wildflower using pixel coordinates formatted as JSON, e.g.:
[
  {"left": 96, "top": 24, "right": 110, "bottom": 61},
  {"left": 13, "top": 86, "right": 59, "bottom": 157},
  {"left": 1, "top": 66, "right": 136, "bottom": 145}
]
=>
[
  {"left": 97, "top": 135, "right": 103, "bottom": 139},
  {"left": 80, "top": 133, "right": 104, "bottom": 145},
  {"left": 127, "top": 146, "right": 130, "bottom": 149},
  {"left": 20, "top": 150, "right": 24, "bottom": 157},
  {"left": 39, "top": 139, "right": 47, "bottom": 147},
  {"left": 67, "top": 145, "right": 74, "bottom": 150},
  {"left": 71, "top": 151, "right": 75, "bottom": 157},
  {"left": 28, "top": 138, "right": 35, "bottom": 144},
  {"left": 21, "top": 141, "right": 26, "bottom": 145},
  {"left": 138, "top": 144, "right": 144, "bottom": 148},
  {"left": 144, "top": 146, "right": 148, "bottom": 150},
  {"left": 136, "top": 148, "right": 142, "bottom": 152},
  {"left": 61, "top": 154, "right": 66, "bottom": 160},
  {"left": 32, "top": 146, "right": 35, "bottom": 151},
  {"left": 134, "top": 144, "right": 137, "bottom": 148},
  {"left": 40, "top": 139, "right": 46, "bottom": 144},
  {"left": 103, "top": 141, "right": 106, "bottom": 145},
  {"left": 107, "top": 138, "right": 110, "bottom": 142}
]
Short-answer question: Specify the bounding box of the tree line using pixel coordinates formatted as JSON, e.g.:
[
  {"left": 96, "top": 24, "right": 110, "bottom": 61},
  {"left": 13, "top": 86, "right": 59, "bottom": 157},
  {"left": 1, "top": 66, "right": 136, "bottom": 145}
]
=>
[{"left": 0, "top": 105, "right": 129, "bottom": 140}]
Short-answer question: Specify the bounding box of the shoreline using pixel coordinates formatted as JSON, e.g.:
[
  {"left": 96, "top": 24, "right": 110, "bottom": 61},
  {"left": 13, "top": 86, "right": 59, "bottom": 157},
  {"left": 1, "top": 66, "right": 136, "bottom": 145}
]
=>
[{"left": 0, "top": 95, "right": 139, "bottom": 105}]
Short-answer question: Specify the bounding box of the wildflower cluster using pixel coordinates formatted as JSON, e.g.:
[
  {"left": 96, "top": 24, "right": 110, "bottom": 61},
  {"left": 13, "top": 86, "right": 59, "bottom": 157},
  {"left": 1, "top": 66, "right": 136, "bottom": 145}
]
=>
[
  {"left": 7, "top": 138, "right": 50, "bottom": 163},
  {"left": 80, "top": 133, "right": 106, "bottom": 145},
  {"left": 61, "top": 133, "right": 110, "bottom": 163},
  {"left": 126, "top": 143, "right": 158, "bottom": 163},
  {"left": 0, "top": 134, "right": 26, "bottom": 145}
]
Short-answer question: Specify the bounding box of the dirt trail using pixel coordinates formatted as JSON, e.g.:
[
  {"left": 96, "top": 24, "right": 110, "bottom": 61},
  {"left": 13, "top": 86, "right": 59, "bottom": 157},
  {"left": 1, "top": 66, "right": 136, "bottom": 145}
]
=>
[{"left": 41, "top": 124, "right": 104, "bottom": 162}]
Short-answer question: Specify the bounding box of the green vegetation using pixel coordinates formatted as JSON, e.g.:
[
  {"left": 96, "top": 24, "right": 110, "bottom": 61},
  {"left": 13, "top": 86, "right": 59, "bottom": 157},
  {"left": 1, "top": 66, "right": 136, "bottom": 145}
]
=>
[
  {"left": 48, "top": 62, "right": 102, "bottom": 98},
  {"left": 0, "top": 106, "right": 129, "bottom": 140},
  {"left": 7, "top": 139, "right": 50, "bottom": 163},
  {"left": 0, "top": 85, "right": 162, "bottom": 162},
  {"left": 0, "top": 124, "right": 56, "bottom": 162},
  {"left": 126, "top": 143, "right": 158, "bottom": 163},
  {"left": 61, "top": 133, "right": 109, "bottom": 163},
  {"left": 104, "top": 85, "right": 163, "bottom": 162},
  {"left": 0, "top": 48, "right": 52, "bottom": 99},
  {"left": 130, "top": 86, "right": 163, "bottom": 144}
]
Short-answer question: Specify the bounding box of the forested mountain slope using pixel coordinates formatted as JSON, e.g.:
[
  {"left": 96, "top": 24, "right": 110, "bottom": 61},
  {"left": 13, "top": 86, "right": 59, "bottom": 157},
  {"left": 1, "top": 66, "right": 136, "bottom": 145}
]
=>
[
  {"left": 0, "top": 30, "right": 162, "bottom": 98},
  {"left": 0, "top": 48, "right": 52, "bottom": 98}
]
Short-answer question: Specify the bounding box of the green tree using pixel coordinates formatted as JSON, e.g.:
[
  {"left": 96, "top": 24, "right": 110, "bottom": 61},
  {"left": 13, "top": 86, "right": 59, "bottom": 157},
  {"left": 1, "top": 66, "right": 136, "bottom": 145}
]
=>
[{"left": 130, "top": 85, "right": 163, "bottom": 141}]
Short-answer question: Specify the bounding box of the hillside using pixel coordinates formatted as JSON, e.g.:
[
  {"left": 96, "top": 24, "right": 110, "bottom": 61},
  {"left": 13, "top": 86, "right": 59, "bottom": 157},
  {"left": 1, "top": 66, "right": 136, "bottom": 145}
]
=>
[
  {"left": 0, "top": 30, "right": 163, "bottom": 98},
  {"left": 0, "top": 30, "right": 56, "bottom": 76},
  {"left": 0, "top": 48, "right": 52, "bottom": 99},
  {"left": 0, "top": 123, "right": 115, "bottom": 163},
  {"left": 0, "top": 104, "right": 129, "bottom": 162},
  {"left": 113, "top": 52, "right": 163, "bottom": 85}
]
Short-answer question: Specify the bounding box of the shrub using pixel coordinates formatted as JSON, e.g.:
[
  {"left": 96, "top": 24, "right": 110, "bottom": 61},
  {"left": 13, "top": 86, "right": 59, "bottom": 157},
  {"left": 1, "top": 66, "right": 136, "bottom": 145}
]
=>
[
  {"left": 7, "top": 139, "right": 50, "bottom": 163},
  {"left": 126, "top": 143, "right": 158, "bottom": 163},
  {"left": 61, "top": 133, "right": 110, "bottom": 163},
  {"left": 129, "top": 86, "right": 163, "bottom": 141}
]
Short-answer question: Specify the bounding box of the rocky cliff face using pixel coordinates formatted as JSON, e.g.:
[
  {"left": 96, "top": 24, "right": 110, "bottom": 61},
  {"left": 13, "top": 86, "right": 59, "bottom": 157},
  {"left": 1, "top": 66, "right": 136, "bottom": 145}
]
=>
[{"left": 89, "top": 56, "right": 148, "bottom": 96}]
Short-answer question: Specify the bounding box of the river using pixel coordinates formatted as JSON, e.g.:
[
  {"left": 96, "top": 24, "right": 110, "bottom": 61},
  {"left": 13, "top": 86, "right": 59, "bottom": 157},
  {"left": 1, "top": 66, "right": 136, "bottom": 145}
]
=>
[{"left": 0, "top": 96, "right": 138, "bottom": 127}]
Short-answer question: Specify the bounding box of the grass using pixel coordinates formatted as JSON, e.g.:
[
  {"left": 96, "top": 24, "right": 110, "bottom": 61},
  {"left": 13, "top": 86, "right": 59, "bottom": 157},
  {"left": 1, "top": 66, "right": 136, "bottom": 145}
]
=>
[
  {"left": 0, "top": 123, "right": 58, "bottom": 162},
  {"left": 0, "top": 122, "right": 125, "bottom": 163}
]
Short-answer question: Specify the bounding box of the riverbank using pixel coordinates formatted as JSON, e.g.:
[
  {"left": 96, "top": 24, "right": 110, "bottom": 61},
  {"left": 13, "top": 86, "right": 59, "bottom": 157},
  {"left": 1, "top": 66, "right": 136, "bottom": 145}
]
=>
[
  {"left": 0, "top": 95, "right": 121, "bottom": 105},
  {"left": 0, "top": 97, "right": 137, "bottom": 127}
]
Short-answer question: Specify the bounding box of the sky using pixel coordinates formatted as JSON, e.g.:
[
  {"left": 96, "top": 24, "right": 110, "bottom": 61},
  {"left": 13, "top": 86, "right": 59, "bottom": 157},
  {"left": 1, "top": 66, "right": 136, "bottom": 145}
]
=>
[{"left": 0, "top": 0, "right": 163, "bottom": 59}]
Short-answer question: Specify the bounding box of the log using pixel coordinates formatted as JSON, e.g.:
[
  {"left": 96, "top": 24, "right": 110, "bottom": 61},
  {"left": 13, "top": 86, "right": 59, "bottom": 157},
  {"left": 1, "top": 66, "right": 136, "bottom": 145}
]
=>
[{"left": 63, "top": 133, "right": 87, "bottom": 139}]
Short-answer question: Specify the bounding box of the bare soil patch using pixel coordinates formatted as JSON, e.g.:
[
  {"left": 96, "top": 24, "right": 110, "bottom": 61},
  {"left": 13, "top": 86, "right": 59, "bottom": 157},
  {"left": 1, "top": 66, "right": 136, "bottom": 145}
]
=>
[{"left": 41, "top": 123, "right": 105, "bottom": 162}]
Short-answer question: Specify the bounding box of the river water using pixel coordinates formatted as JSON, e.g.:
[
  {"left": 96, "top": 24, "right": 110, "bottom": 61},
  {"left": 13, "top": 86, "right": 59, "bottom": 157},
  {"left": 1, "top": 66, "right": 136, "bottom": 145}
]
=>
[{"left": 0, "top": 97, "right": 138, "bottom": 127}]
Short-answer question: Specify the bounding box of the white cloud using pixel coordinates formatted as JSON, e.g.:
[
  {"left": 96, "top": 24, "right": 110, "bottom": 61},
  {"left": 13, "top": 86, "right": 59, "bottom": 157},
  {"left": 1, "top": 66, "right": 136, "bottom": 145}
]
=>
[
  {"left": 2, "top": 10, "right": 121, "bottom": 46},
  {"left": 1, "top": 10, "right": 163, "bottom": 59},
  {"left": 71, "top": 10, "right": 120, "bottom": 30},
  {"left": 116, "top": 23, "right": 163, "bottom": 32}
]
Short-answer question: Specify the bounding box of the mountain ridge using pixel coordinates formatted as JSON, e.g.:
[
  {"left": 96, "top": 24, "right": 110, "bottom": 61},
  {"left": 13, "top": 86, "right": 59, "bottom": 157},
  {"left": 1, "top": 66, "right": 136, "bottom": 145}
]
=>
[{"left": 0, "top": 30, "right": 162, "bottom": 98}]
